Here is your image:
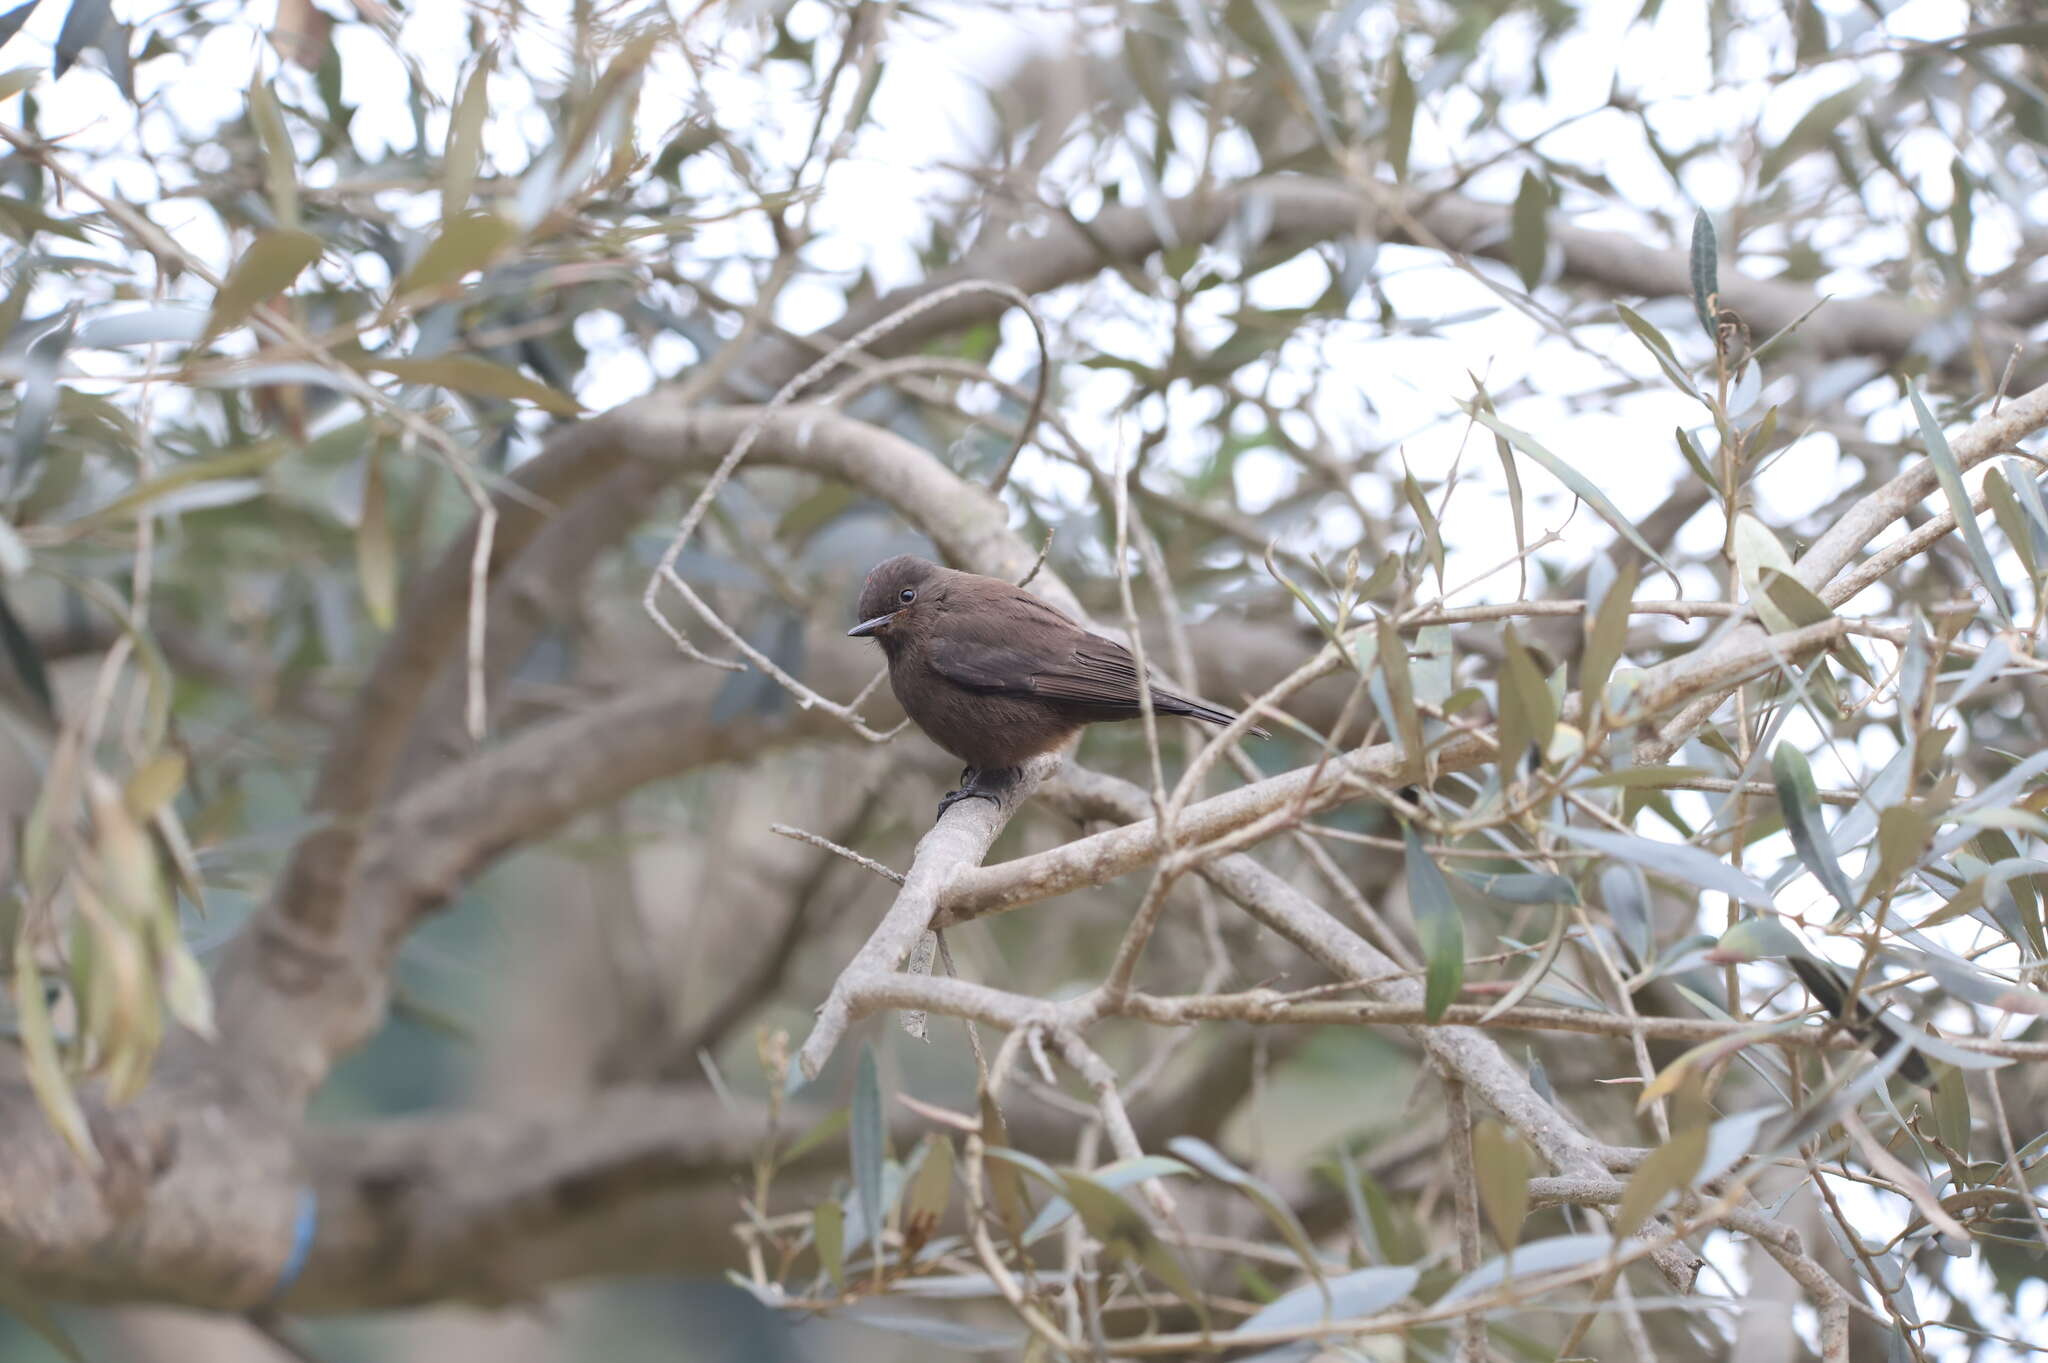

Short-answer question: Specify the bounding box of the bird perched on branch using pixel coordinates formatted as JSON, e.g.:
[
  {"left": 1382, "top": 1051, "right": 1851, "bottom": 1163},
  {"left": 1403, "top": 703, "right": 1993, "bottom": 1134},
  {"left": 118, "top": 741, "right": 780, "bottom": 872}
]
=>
[{"left": 849, "top": 555, "right": 1269, "bottom": 818}]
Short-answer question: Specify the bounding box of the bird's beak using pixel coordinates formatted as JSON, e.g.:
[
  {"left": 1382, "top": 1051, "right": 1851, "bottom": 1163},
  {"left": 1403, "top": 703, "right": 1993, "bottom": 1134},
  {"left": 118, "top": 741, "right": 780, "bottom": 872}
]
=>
[{"left": 847, "top": 612, "right": 897, "bottom": 638}]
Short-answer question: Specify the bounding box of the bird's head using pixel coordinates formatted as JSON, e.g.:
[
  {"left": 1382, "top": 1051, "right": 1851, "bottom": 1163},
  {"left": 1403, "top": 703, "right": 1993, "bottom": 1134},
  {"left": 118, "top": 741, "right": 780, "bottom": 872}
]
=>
[{"left": 849, "top": 554, "right": 944, "bottom": 644}]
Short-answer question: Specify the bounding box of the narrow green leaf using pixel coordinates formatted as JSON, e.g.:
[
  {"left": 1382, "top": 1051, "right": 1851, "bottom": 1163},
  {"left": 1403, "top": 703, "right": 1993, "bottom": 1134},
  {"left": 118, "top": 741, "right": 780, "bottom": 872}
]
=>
[
  {"left": 777, "top": 1106, "right": 848, "bottom": 1168},
  {"left": 357, "top": 450, "right": 396, "bottom": 630},
  {"left": 850, "top": 1044, "right": 885, "bottom": 1254},
  {"left": 1483, "top": 398, "right": 1529, "bottom": 585},
  {"left": 1356, "top": 551, "right": 1399, "bottom": 601},
  {"left": 1612, "top": 1121, "right": 1707, "bottom": 1238},
  {"left": 1689, "top": 208, "right": 1718, "bottom": 337},
  {"left": 68, "top": 440, "right": 289, "bottom": 531},
  {"left": 152, "top": 916, "right": 216, "bottom": 1039},
  {"left": 443, "top": 49, "right": 495, "bottom": 222},
  {"left": 0, "top": 66, "right": 41, "bottom": 103},
  {"left": 1757, "top": 565, "right": 1832, "bottom": 624},
  {"left": 1265, "top": 542, "right": 1337, "bottom": 644},
  {"left": 1168, "top": 1136, "right": 1326, "bottom": 1294},
  {"left": 1061, "top": 1171, "right": 1208, "bottom": 1329},
  {"left": 0, "top": 589, "right": 53, "bottom": 719},
  {"left": 1375, "top": 614, "right": 1422, "bottom": 781},
  {"left": 1870, "top": 804, "right": 1936, "bottom": 907},
  {"left": 1733, "top": 513, "right": 1796, "bottom": 630},
  {"left": 1985, "top": 466, "right": 2039, "bottom": 579},
  {"left": 1673, "top": 424, "right": 1715, "bottom": 485},
  {"left": 980, "top": 1132, "right": 1034, "bottom": 1241},
  {"left": 1910, "top": 381, "right": 2013, "bottom": 624},
  {"left": 1403, "top": 823, "right": 1463, "bottom": 1020},
  {"left": 1479, "top": 904, "right": 1570, "bottom": 1024},
  {"left": 1772, "top": 743, "right": 1857, "bottom": 915},
  {"left": 1250, "top": 0, "right": 1332, "bottom": 141},
  {"left": 1441, "top": 1233, "right": 1614, "bottom": 1303},
  {"left": 203, "top": 229, "right": 323, "bottom": 342},
  {"left": 1385, "top": 46, "right": 1415, "bottom": 181},
  {"left": 1600, "top": 863, "right": 1652, "bottom": 966},
  {"left": 1560, "top": 825, "right": 1772, "bottom": 907},
  {"left": 1576, "top": 764, "right": 1713, "bottom": 791},
  {"left": 1401, "top": 469, "right": 1444, "bottom": 586},
  {"left": 1616, "top": 302, "right": 1698, "bottom": 397},
  {"left": 362, "top": 353, "right": 581, "bottom": 415},
  {"left": 1470, "top": 1119, "right": 1531, "bottom": 1250},
  {"left": 15, "top": 954, "right": 98, "bottom": 1169},
  {"left": 2004, "top": 457, "right": 2048, "bottom": 543},
  {"left": 1948, "top": 157, "right": 1973, "bottom": 264},
  {"left": 1466, "top": 408, "right": 1678, "bottom": 580},
  {"left": 1711, "top": 914, "right": 1804, "bottom": 962},
  {"left": 0, "top": 1270, "right": 87, "bottom": 1363},
  {"left": 1233, "top": 1265, "right": 1418, "bottom": 1336},
  {"left": 903, "top": 1134, "right": 955, "bottom": 1238},
  {"left": 814, "top": 1198, "right": 845, "bottom": 1290},
  {"left": 248, "top": 79, "right": 299, "bottom": 227},
  {"left": 1020, "top": 1155, "right": 1192, "bottom": 1243},
  {"left": 1579, "top": 559, "right": 1638, "bottom": 729},
  {"left": 1497, "top": 624, "right": 1556, "bottom": 772},
  {"left": 1510, "top": 170, "right": 1548, "bottom": 291},
  {"left": 122, "top": 749, "right": 185, "bottom": 824},
  {"left": 1395, "top": 629, "right": 1446, "bottom": 719},
  {"left": 1759, "top": 80, "right": 1873, "bottom": 185},
  {"left": 394, "top": 209, "right": 518, "bottom": 298},
  {"left": 1932, "top": 1064, "right": 1970, "bottom": 1171}
]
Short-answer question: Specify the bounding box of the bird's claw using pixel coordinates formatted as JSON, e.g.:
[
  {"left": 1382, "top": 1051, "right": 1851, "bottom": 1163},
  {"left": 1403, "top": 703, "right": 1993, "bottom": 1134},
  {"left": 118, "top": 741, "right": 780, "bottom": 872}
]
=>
[
  {"left": 936, "top": 785, "right": 1005, "bottom": 820},
  {"left": 935, "top": 766, "right": 1014, "bottom": 821}
]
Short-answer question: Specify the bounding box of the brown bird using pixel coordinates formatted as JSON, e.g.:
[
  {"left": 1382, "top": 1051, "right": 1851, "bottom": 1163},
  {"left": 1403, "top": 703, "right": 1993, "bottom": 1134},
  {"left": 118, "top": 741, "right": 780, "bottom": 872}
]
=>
[{"left": 848, "top": 555, "right": 1270, "bottom": 817}]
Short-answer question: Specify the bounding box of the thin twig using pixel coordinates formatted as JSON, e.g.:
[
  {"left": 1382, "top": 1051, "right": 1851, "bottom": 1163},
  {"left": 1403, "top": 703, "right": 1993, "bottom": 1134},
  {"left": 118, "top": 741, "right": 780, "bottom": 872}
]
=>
[{"left": 768, "top": 823, "right": 905, "bottom": 884}]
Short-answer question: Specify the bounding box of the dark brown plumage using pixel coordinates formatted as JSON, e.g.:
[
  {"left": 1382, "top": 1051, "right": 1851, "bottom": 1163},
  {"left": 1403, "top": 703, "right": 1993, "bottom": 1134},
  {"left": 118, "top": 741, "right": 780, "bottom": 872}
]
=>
[{"left": 848, "top": 555, "right": 1269, "bottom": 816}]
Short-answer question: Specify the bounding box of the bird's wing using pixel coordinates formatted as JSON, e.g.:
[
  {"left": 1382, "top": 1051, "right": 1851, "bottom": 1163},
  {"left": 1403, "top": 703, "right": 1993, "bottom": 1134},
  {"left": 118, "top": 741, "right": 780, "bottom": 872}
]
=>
[
  {"left": 925, "top": 611, "right": 1143, "bottom": 709},
  {"left": 1025, "top": 639, "right": 1149, "bottom": 710}
]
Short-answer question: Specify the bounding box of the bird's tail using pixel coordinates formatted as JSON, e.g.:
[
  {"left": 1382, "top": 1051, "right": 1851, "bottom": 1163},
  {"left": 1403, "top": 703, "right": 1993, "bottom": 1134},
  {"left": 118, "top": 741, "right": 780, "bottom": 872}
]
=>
[{"left": 1156, "top": 690, "right": 1271, "bottom": 739}]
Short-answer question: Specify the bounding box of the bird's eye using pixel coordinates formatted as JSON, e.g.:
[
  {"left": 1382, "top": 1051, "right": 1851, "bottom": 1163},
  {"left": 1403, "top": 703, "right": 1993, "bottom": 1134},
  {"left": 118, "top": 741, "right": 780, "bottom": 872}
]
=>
[{"left": 899, "top": 587, "right": 916, "bottom": 604}]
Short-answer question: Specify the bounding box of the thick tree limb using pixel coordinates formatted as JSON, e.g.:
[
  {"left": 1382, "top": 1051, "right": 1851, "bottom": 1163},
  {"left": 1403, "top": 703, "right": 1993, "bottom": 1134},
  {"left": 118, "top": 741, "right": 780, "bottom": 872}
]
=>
[
  {"left": 794, "top": 747, "right": 1068, "bottom": 1079},
  {"left": 790, "top": 179, "right": 2021, "bottom": 387}
]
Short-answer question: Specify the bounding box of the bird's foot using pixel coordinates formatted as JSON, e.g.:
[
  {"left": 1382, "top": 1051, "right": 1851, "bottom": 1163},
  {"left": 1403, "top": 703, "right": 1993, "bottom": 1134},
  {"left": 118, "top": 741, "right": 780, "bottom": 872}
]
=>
[{"left": 936, "top": 766, "right": 1017, "bottom": 821}]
